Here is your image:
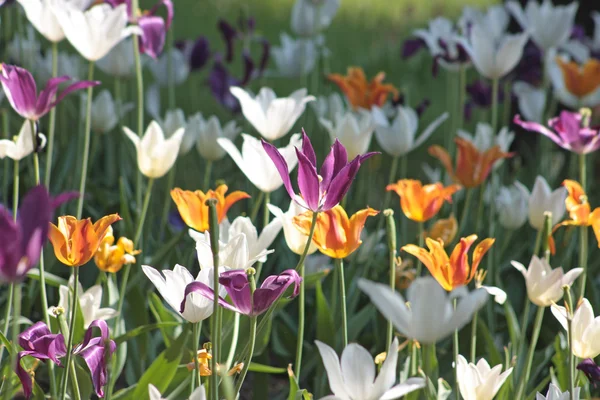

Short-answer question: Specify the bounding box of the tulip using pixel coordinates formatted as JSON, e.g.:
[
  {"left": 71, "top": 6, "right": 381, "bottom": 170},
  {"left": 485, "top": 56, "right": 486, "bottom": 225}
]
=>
[
  {"left": 386, "top": 179, "right": 461, "bottom": 222},
  {"left": 290, "top": 0, "right": 340, "bottom": 37},
  {"left": 457, "top": 123, "right": 514, "bottom": 169},
  {"left": 549, "top": 55, "right": 600, "bottom": 109},
  {"left": 230, "top": 86, "right": 315, "bottom": 141},
  {"left": 149, "top": 384, "right": 206, "bottom": 400},
  {"left": 83, "top": 89, "right": 133, "bottom": 134},
  {"left": 181, "top": 269, "right": 302, "bottom": 317},
  {"left": 149, "top": 48, "right": 190, "bottom": 87},
  {"left": 176, "top": 35, "right": 210, "bottom": 72},
  {"left": 536, "top": 383, "right": 580, "bottom": 400},
  {"left": 123, "top": 120, "right": 184, "bottom": 178},
  {"left": 429, "top": 137, "right": 513, "bottom": 188},
  {"left": 456, "top": 355, "right": 512, "bottom": 400},
  {"left": 425, "top": 214, "right": 458, "bottom": 245},
  {"left": 171, "top": 185, "right": 249, "bottom": 233},
  {"left": 512, "top": 256, "right": 583, "bottom": 307},
  {"left": 155, "top": 109, "right": 196, "bottom": 155},
  {"left": 293, "top": 205, "right": 378, "bottom": 259},
  {"left": 358, "top": 276, "right": 488, "bottom": 344},
  {"left": 327, "top": 67, "right": 399, "bottom": 111},
  {"left": 191, "top": 114, "right": 241, "bottom": 162},
  {"left": 513, "top": 81, "right": 547, "bottom": 123},
  {"left": 218, "top": 133, "right": 301, "bottom": 193},
  {"left": 52, "top": 2, "right": 140, "bottom": 61},
  {"left": 577, "top": 359, "right": 600, "bottom": 387},
  {"left": 0, "top": 186, "right": 76, "bottom": 283},
  {"left": 0, "top": 63, "right": 99, "bottom": 120},
  {"left": 263, "top": 130, "right": 376, "bottom": 212},
  {"left": 319, "top": 109, "right": 375, "bottom": 160},
  {"left": 506, "top": 0, "right": 578, "bottom": 52},
  {"left": 372, "top": 105, "right": 448, "bottom": 157},
  {"left": 551, "top": 298, "right": 600, "bottom": 359},
  {"left": 268, "top": 202, "right": 318, "bottom": 256},
  {"left": 0, "top": 120, "right": 46, "bottom": 160},
  {"left": 48, "top": 214, "right": 121, "bottom": 267},
  {"left": 315, "top": 338, "right": 426, "bottom": 400},
  {"left": 17, "top": 0, "right": 90, "bottom": 42},
  {"left": 96, "top": 38, "right": 135, "bottom": 78},
  {"left": 143, "top": 264, "right": 225, "bottom": 323},
  {"left": 496, "top": 181, "right": 529, "bottom": 230},
  {"left": 184, "top": 349, "right": 243, "bottom": 377},
  {"left": 311, "top": 92, "right": 346, "bottom": 122},
  {"left": 271, "top": 33, "right": 317, "bottom": 77},
  {"left": 94, "top": 226, "right": 140, "bottom": 273},
  {"left": 552, "top": 179, "right": 600, "bottom": 245},
  {"left": 528, "top": 176, "right": 567, "bottom": 230},
  {"left": 402, "top": 235, "right": 493, "bottom": 291}
]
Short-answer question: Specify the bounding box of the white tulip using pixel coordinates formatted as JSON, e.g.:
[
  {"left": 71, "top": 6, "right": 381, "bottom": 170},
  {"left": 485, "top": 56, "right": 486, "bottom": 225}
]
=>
[
  {"left": 513, "top": 81, "right": 547, "bottom": 123},
  {"left": 0, "top": 120, "right": 46, "bottom": 161},
  {"left": 218, "top": 133, "right": 301, "bottom": 193},
  {"left": 18, "top": 0, "right": 65, "bottom": 42},
  {"left": 271, "top": 33, "right": 317, "bottom": 77},
  {"left": 316, "top": 338, "right": 425, "bottom": 400},
  {"left": 512, "top": 256, "right": 583, "bottom": 307},
  {"left": 536, "top": 383, "right": 580, "bottom": 400},
  {"left": 190, "top": 114, "right": 241, "bottom": 162},
  {"left": 413, "top": 17, "right": 469, "bottom": 72},
  {"left": 148, "top": 384, "right": 206, "bottom": 400},
  {"left": 528, "top": 176, "right": 567, "bottom": 231},
  {"left": 226, "top": 216, "right": 282, "bottom": 263},
  {"left": 81, "top": 90, "right": 133, "bottom": 134},
  {"left": 97, "top": 38, "right": 136, "bottom": 78},
  {"left": 311, "top": 92, "right": 346, "bottom": 122},
  {"left": 457, "top": 123, "right": 514, "bottom": 169},
  {"left": 506, "top": 0, "right": 578, "bottom": 52},
  {"left": 155, "top": 109, "right": 197, "bottom": 155},
  {"left": 142, "top": 264, "right": 226, "bottom": 323},
  {"left": 478, "top": 285, "right": 507, "bottom": 305},
  {"left": 460, "top": 5, "right": 509, "bottom": 39},
  {"left": 372, "top": 105, "right": 448, "bottom": 157},
  {"left": 290, "top": 0, "right": 340, "bottom": 37},
  {"left": 268, "top": 201, "right": 318, "bottom": 256},
  {"left": 358, "top": 277, "right": 488, "bottom": 344},
  {"left": 552, "top": 298, "right": 600, "bottom": 359},
  {"left": 456, "top": 355, "right": 512, "bottom": 400},
  {"left": 230, "top": 87, "right": 315, "bottom": 141},
  {"left": 53, "top": 276, "right": 117, "bottom": 329},
  {"left": 148, "top": 48, "right": 189, "bottom": 87},
  {"left": 496, "top": 181, "right": 529, "bottom": 230},
  {"left": 548, "top": 51, "right": 600, "bottom": 109},
  {"left": 52, "top": 2, "right": 140, "bottom": 61},
  {"left": 320, "top": 109, "right": 375, "bottom": 160},
  {"left": 123, "top": 120, "right": 184, "bottom": 179}
]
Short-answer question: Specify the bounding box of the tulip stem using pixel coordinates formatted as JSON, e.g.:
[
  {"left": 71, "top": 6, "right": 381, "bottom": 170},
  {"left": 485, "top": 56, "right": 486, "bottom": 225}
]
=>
[
  {"left": 60, "top": 267, "right": 80, "bottom": 400},
  {"left": 56, "top": 313, "right": 82, "bottom": 400},
  {"left": 191, "top": 322, "right": 200, "bottom": 394},
  {"left": 255, "top": 191, "right": 271, "bottom": 280},
  {"left": 44, "top": 42, "right": 59, "bottom": 186},
  {"left": 134, "top": 178, "right": 155, "bottom": 245},
  {"left": 385, "top": 210, "right": 397, "bottom": 353},
  {"left": 249, "top": 191, "right": 264, "bottom": 222},
  {"left": 470, "top": 310, "right": 478, "bottom": 363},
  {"left": 578, "top": 154, "right": 588, "bottom": 300},
  {"left": 0, "top": 283, "right": 13, "bottom": 363},
  {"left": 294, "top": 262, "right": 305, "bottom": 379},
  {"left": 203, "top": 161, "right": 213, "bottom": 190},
  {"left": 206, "top": 199, "right": 221, "bottom": 400},
  {"left": 159, "top": 165, "right": 177, "bottom": 239},
  {"left": 132, "top": 22, "right": 145, "bottom": 210},
  {"left": 457, "top": 66, "right": 466, "bottom": 132},
  {"left": 563, "top": 286, "right": 576, "bottom": 400},
  {"left": 3, "top": 283, "right": 20, "bottom": 400},
  {"left": 76, "top": 62, "right": 95, "bottom": 219},
  {"left": 225, "top": 313, "right": 240, "bottom": 370},
  {"left": 491, "top": 78, "right": 499, "bottom": 134},
  {"left": 458, "top": 188, "right": 474, "bottom": 236},
  {"left": 516, "top": 305, "right": 544, "bottom": 399},
  {"left": 234, "top": 315, "right": 256, "bottom": 396},
  {"left": 12, "top": 159, "right": 19, "bottom": 221},
  {"left": 422, "top": 343, "right": 438, "bottom": 399},
  {"left": 453, "top": 298, "right": 461, "bottom": 400},
  {"left": 335, "top": 258, "right": 348, "bottom": 348},
  {"left": 416, "top": 221, "right": 424, "bottom": 277}
]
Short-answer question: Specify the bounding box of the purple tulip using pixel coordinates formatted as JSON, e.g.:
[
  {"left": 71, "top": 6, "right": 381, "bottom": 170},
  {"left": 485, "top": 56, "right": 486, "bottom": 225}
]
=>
[
  {"left": 0, "top": 64, "right": 99, "bottom": 121},
  {"left": 16, "top": 322, "right": 67, "bottom": 399},
  {"left": 577, "top": 358, "right": 600, "bottom": 386},
  {"left": 73, "top": 320, "right": 116, "bottom": 398},
  {"left": 512, "top": 41, "right": 543, "bottom": 86},
  {"left": 401, "top": 37, "right": 426, "bottom": 59},
  {"left": 0, "top": 185, "right": 77, "bottom": 283},
  {"left": 176, "top": 36, "right": 211, "bottom": 71},
  {"left": 432, "top": 39, "right": 469, "bottom": 77},
  {"left": 218, "top": 19, "right": 238, "bottom": 63},
  {"left": 181, "top": 269, "right": 302, "bottom": 317},
  {"left": 514, "top": 110, "right": 600, "bottom": 154},
  {"left": 208, "top": 59, "right": 243, "bottom": 113},
  {"left": 262, "top": 130, "right": 377, "bottom": 212}
]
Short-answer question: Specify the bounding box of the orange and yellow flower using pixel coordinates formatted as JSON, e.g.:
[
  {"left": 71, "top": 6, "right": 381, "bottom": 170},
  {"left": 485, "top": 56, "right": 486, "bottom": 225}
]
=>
[
  {"left": 293, "top": 205, "right": 379, "bottom": 259},
  {"left": 171, "top": 185, "right": 250, "bottom": 232},
  {"left": 425, "top": 214, "right": 458, "bottom": 245},
  {"left": 48, "top": 214, "right": 121, "bottom": 267},
  {"left": 428, "top": 138, "right": 513, "bottom": 188},
  {"left": 185, "top": 349, "right": 243, "bottom": 376},
  {"left": 386, "top": 179, "right": 461, "bottom": 222},
  {"left": 402, "top": 235, "right": 495, "bottom": 291},
  {"left": 552, "top": 180, "right": 600, "bottom": 245},
  {"left": 556, "top": 58, "right": 600, "bottom": 98},
  {"left": 327, "top": 67, "right": 399, "bottom": 110},
  {"left": 94, "top": 226, "right": 140, "bottom": 273}
]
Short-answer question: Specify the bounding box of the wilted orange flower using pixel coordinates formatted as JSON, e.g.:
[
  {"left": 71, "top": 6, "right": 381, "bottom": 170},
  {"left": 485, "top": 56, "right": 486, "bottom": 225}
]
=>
[
  {"left": 386, "top": 179, "right": 461, "bottom": 222},
  {"left": 186, "top": 349, "right": 243, "bottom": 376},
  {"left": 425, "top": 214, "right": 458, "bottom": 245},
  {"left": 402, "top": 235, "right": 495, "bottom": 291},
  {"left": 171, "top": 185, "right": 250, "bottom": 232},
  {"left": 48, "top": 214, "right": 121, "bottom": 267},
  {"left": 294, "top": 206, "right": 379, "bottom": 259},
  {"left": 94, "top": 226, "right": 140, "bottom": 273},
  {"left": 328, "top": 67, "right": 399, "bottom": 110},
  {"left": 429, "top": 138, "right": 513, "bottom": 188},
  {"left": 556, "top": 58, "right": 600, "bottom": 98},
  {"left": 552, "top": 180, "right": 600, "bottom": 245}
]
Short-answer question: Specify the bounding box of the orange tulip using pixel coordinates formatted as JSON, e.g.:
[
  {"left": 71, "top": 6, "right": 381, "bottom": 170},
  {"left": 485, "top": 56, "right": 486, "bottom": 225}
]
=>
[
  {"left": 402, "top": 235, "right": 495, "bottom": 291},
  {"left": 293, "top": 205, "right": 379, "bottom": 259},
  {"left": 429, "top": 138, "right": 513, "bottom": 188},
  {"left": 386, "top": 179, "right": 461, "bottom": 222},
  {"left": 425, "top": 214, "right": 458, "bottom": 245},
  {"left": 94, "top": 226, "right": 140, "bottom": 273},
  {"left": 328, "top": 67, "right": 399, "bottom": 110},
  {"left": 552, "top": 180, "right": 600, "bottom": 246},
  {"left": 171, "top": 185, "right": 250, "bottom": 232},
  {"left": 185, "top": 349, "right": 243, "bottom": 376},
  {"left": 48, "top": 214, "right": 121, "bottom": 267},
  {"left": 556, "top": 58, "right": 600, "bottom": 98}
]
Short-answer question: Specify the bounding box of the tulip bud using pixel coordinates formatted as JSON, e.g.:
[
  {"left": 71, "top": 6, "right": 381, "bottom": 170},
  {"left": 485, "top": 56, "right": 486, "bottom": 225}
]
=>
[{"left": 496, "top": 181, "right": 529, "bottom": 230}]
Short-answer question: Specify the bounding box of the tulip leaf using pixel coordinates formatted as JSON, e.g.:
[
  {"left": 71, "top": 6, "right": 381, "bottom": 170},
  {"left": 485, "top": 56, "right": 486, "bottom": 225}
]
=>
[
  {"left": 248, "top": 362, "right": 287, "bottom": 374},
  {"left": 148, "top": 292, "right": 181, "bottom": 347},
  {"left": 119, "top": 177, "right": 134, "bottom": 238},
  {"left": 315, "top": 280, "right": 335, "bottom": 347},
  {"left": 74, "top": 360, "right": 94, "bottom": 400},
  {"left": 113, "top": 322, "right": 181, "bottom": 345},
  {"left": 550, "top": 333, "right": 569, "bottom": 392},
  {"left": 476, "top": 317, "right": 503, "bottom": 366},
  {"left": 0, "top": 330, "right": 11, "bottom": 355},
  {"left": 287, "top": 365, "right": 300, "bottom": 400},
  {"left": 26, "top": 269, "right": 68, "bottom": 287},
  {"left": 348, "top": 304, "right": 375, "bottom": 340},
  {"left": 294, "top": 389, "right": 312, "bottom": 400},
  {"left": 149, "top": 230, "right": 187, "bottom": 267}
]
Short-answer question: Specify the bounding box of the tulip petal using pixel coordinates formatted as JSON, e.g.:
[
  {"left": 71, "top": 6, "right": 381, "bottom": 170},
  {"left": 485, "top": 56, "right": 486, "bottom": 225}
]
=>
[
  {"left": 296, "top": 148, "right": 320, "bottom": 211},
  {"left": 262, "top": 140, "right": 295, "bottom": 199}
]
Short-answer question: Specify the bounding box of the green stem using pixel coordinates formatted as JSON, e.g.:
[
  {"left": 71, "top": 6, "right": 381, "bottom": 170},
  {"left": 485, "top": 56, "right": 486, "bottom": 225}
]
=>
[
  {"left": 470, "top": 310, "right": 478, "bottom": 363},
  {"left": 60, "top": 267, "right": 80, "bottom": 400},
  {"left": 57, "top": 313, "right": 81, "bottom": 400},
  {"left": 458, "top": 188, "right": 474, "bottom": 236},
  {"left": 203, "top": 161, "right": 213, "bottom": 190},
  {"left": 384, "top": 210, "right": 397, "bottom": 353},
  {"left": 206, "top": 199, "right": 221, "bottom": 400},
  {"left": 233, "top": 315, "right": 256, "bottom": 396},
  {"left": 191, "top": 322, "right": 200, "bottom": 394},
  {"left": 564, "top": 287, "right": 576, "bottom": 400},
  {"left": 516, "top": 306, "right": 544, "bottom": 399},
  {"left": 4, "top": 283, "right": 21, "bottom": 400},
  {"left": 533, "top": 228, "right": 542, "bottom": 258},
  {"left": 225, "top": 313, "right": 240, "bottom": 370},
  {"left": 453, "top": 298, "right": 461, "bottom": 400},
  {"left": 159, "top": 165, "right": 177, "bottom": 238},
  {"left": 578, "top": 154, "right": 587, "bottom": 300},
  {"left": 416, "top": 221, "right": 424, "bottom": 277},
  {"left": 457, "top": 66, "right": 466, "bottom": 133},
  {"left": 134, "top": 178, "right": 155, "bottom": 245},
  {"left": 76, "top": 62, "right": 95, "bottom": 219},
  {"left": 335, "top": 258, "right": 348, "bottom": 348},
  {"left": 516, "top": 300, "right": 530, "bottom": 366},
  {"left": 0, "top": 283, "right": 13, "bottom": 363},
  {"left": 422, "top": 344, "right": 437, "bottom": 400},
  {"left": 132, "top": 24, "right": 145, "bottom": 210},
  {"left": 13, "top": 159, "right": 19, "bottom": 220},
  {"left": 491, "top": 78, "right": 499, "bottom": 134},
  {"left": 475, "top": 185, "right": 485, "bottom": 235},
  {"left": 255, "top": 191, "right": 271, "bottom": 280},
  {"left": 294, "top": 262, "right": 305, "bottom": 378},
  {"left": 44, "top": 42, "right": 59, "bottom": 186},
  {"left": 249, "top": 191, "right": 265, "bottom": 222}
]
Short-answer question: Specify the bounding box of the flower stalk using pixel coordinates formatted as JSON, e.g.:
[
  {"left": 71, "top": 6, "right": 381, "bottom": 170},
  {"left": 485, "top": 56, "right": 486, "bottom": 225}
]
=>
[
  {"left": 76, "top": 61, "right": 96, "bottom": 219},
  {"left": 233, "top": 272, "right": 258, "bottom": 396},
  {"left": 59, "top": 266, "right": 80, "bottom": 400},
  {"left": 336, "top": 257, "right": 348, "bottom": 348},
  {"left": 384, "top": 209, "right": 397, "bottom": 353},
  {"left": 563, "top": 285, "right": 576, "bottom": 399},
  {"left": 578, "top": 153, "right": 588, "bottom": 300},
  {"left": 206, "top": 198, "right": 221, "bottom": 400},
  {"left": 294, "top": 260, "right": 306, "bottom": 378},
  {"left": 57, "top": 312, "right": 82, "bottom": 400},
  {"left": 44, "top": 42, "right": 58, "bottom": 186},
  {"left": 516, "top": 305, "right": 544, "bottom": 399},
  {"left": 191, "top": 322, "right": 201, "bottom": 394},
  {"left": 132, "top": 16, "right": 145, "bottom": 209}
]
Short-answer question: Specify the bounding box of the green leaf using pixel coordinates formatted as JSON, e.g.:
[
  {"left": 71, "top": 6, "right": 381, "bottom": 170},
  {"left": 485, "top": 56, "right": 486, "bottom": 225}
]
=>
[
  {"left": 148, "top": 292, "right": 181, "bottom": 347},
  {"left": 113, "top": 322, "right": 181, "bottom": 345},
  {"left": 348, "top": 304, "right": 375, "bottom": 340},
  {"left": 111, "top": 385, "right": 137, "bottom": 400},
  {"left": 315, "top": 280, "right": 335, "bottom": 347},
  {"left": 248, "top": 362, "right": 287, "bottom": 374},
  {"left": 0, "top": 330, "right": 11, "bottom": 355},
  {"left": 477, "top": 317, "right": 503, "bottom": 366},
  {"left": 119, "top": 178, "right": 134, "bottom": 238},
  {"left": 551, "top": 333, "right": 569, "bottom": 391},
  {"left": 287, "top": 365, "right": 300, "bottom": 400},
  {"left": 303, "top": 268, "right": 331, "bottom": 288},
  {"left": 26, "top": 269, "right": 68, "bottom": 287},
  {"left": 294, "top": 389, "right": 312, "bottom": 400},
  {"left": 74, "top": 360, "right": 94, "bottom": 400}
]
